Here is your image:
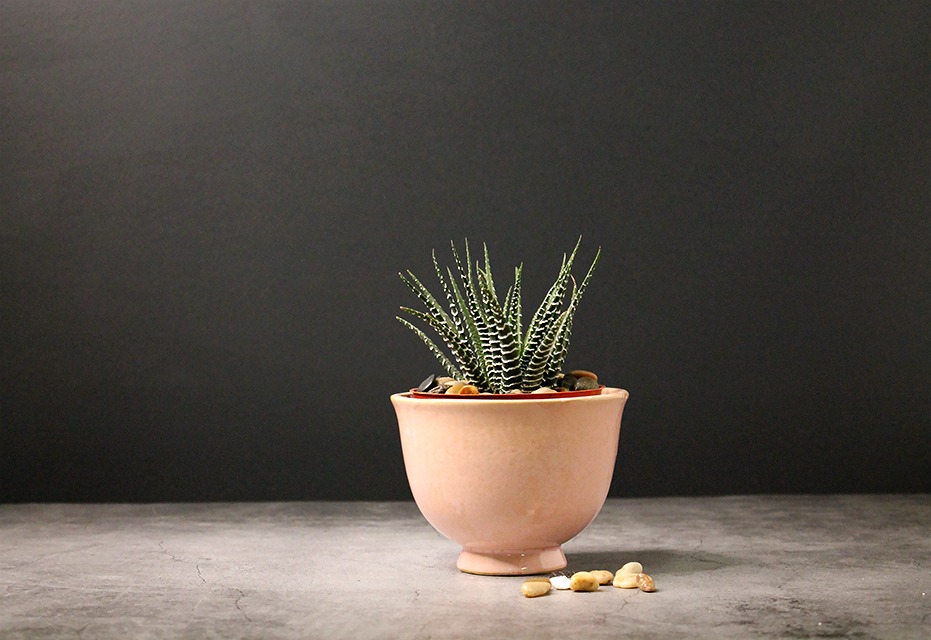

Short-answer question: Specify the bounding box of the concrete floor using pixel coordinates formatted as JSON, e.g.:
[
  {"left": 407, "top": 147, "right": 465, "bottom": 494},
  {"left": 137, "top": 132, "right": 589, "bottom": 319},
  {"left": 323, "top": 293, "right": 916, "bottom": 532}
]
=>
[{"left": 0, "top": 495, "right": 928, "bottom": 639}]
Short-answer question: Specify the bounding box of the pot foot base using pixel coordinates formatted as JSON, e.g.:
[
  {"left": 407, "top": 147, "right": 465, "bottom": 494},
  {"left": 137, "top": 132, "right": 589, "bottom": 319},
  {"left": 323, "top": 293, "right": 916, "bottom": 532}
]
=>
[{"left": 457, "top": 546, "right": 567, "bottom": 576}]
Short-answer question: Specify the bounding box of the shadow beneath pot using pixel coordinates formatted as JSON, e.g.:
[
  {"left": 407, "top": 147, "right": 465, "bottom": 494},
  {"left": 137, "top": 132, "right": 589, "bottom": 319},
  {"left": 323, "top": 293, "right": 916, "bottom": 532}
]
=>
[{"left": 564, "top": 548, "right": 737, "bottom": 575}]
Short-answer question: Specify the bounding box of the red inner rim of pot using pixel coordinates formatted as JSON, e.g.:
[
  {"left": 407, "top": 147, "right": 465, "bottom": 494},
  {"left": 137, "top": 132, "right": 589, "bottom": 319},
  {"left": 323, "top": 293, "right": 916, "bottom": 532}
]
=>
[{"left": 409, "top": 385, "right": 605, "bottom": 399}]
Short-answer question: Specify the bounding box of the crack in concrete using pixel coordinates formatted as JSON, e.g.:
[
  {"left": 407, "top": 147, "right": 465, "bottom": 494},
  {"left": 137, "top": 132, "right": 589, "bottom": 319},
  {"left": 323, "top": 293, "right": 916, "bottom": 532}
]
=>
[
  {"left": 160, "top": 541, "right": 210, "bottom": 587},
  {"left": 232, "top": 588, "right": 252, "bottom": 622},
  {"left": 158, "top": 541, "right": 183, "bottom": 563}
]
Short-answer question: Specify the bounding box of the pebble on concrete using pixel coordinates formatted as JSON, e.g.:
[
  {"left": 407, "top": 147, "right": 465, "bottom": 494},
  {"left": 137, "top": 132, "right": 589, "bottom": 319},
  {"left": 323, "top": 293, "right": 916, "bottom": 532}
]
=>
[
  {"left": 549, "top": 575, "right": 571, "bottom": 590},
  {"left": 613, "top": 561, "right": 645, "bottom": 589},
  {"left": 636, "top": 573, "right": 656, "bottom": 592},
  {"left": 613, "top": 573, "right": 639, "bottom": 589},
  {"left": 521, "top": 580, "right": 552, "bottom": 598},
  {"left": 569, "top": 572, "right": 600, "bottom": 592},
  {"left": 589, "top": 570, "right": 614, "bottom": 585}
]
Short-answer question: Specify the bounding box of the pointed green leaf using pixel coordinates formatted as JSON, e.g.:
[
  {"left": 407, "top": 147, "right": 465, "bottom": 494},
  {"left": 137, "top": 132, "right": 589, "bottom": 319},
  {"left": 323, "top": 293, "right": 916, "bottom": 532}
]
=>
[
  {"left": 396, "top": 317, "right": 462, "bottom": 379},
  {"left": 522, "top": 310, "right": 569, "bottom": 391}
]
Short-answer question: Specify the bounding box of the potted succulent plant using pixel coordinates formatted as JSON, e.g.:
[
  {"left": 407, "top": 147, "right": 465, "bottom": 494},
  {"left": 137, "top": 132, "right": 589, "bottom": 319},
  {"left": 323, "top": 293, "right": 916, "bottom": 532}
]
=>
[{"left": 390, "top": 239, "right": 629, "bottom": 575}]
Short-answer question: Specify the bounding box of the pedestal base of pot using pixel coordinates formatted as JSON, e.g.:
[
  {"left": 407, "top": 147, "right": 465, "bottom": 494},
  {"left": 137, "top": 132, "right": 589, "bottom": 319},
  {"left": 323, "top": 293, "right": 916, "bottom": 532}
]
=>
[{"left": 457, "top": 546, "right": 567, "bottom": 576}]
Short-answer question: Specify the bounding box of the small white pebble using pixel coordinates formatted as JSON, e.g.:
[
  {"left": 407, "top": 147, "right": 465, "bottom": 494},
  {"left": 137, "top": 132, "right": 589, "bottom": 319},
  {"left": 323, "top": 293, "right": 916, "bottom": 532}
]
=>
[{"left": 549, "top": 575, "right": 571, "bottom": 590}]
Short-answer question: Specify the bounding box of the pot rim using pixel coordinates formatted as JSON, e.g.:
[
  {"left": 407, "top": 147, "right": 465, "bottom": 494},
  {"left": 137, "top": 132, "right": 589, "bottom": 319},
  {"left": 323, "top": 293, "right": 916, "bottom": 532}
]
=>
[
  {"left": 407, "top": 384, "right": 605, "bottom": 400},
  {"left": 393, "top": 386, "right": 628, "bottom": 404}
]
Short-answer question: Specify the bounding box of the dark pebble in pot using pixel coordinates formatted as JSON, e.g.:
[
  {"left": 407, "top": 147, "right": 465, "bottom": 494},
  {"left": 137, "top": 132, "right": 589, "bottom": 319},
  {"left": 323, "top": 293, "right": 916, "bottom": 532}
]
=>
[
  {"left": 560, "top": 374, "right": 578, "bottom": 390},
  {"left": 573, "top": 376, "right": 599, "bottom": 391},
  {"left": 417, "top": 374, "right": 437, "bottom": 392}
]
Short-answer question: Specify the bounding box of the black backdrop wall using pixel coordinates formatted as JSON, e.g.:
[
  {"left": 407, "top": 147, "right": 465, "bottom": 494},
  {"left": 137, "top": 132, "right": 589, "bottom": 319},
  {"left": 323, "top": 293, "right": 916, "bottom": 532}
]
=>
[{"left": 2, "top": 1, "right": 929, "bottom": 502}]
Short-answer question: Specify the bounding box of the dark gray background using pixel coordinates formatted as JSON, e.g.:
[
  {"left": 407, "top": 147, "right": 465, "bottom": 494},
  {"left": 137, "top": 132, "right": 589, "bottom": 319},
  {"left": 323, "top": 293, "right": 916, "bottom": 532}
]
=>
[{"left": 2, "top": 1, "right": 929, "bottom": 502}]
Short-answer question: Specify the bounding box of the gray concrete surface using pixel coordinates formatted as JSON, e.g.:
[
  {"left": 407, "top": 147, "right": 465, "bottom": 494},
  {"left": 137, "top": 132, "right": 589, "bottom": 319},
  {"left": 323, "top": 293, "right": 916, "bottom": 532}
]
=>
[{"left": 1, "top": 496, "right": 928, "bottom": 639}]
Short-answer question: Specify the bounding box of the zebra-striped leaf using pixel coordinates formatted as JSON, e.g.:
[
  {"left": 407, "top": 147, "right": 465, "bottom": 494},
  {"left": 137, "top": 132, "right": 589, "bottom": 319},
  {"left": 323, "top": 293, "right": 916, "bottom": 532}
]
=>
[
  {"left": 545, "top": 246, "right": 601, "bottom": 381},
  {"left": 396, "top": 317, "right": 463, "bottom": 379},
  {"left": 523, "top": 310, "right": 569, "bottom": 391}
]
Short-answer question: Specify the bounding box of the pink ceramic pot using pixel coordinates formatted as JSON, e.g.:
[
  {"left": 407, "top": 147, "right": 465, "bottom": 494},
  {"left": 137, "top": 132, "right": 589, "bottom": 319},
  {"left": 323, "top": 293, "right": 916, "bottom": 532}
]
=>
[{"left": 391, "top": 387, "right": 629, "bottom": 575}]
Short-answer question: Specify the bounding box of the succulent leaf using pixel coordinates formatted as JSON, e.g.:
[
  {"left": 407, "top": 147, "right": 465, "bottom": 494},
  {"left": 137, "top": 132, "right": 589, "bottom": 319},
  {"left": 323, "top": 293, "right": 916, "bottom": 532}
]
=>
[
  {"left": 503, "top": 264, "right": 523, "bottom": 349},
  {"left": 523, "top": 310, "right": 570, "bottom": 391},
  {"left": 444, "top": 266, "right": 488, "bottom": 389},
  {"left": 399, "top": 306, "right": 480, "bottom": 383},
  {"left": 430, "top": 252, "right": 483, "bottom": 381},
  {"left": 396, "top": 316, "right": 463, "bottom": 379},
  {"left": 477, "top": 270, "right": 522, "bottom": 392},
  {"left": 481, "top": 243, "right": 501, "bottom": 308},
  {"left": 520, "top": 244, "right": 577, "bottom": 372},
  {"left": 451, "top": 240, "right": 492, "bottom": 384},
  {"left": 399, "top": 270, "right": 454, "bottom": 330},
  {"left": 545, "top": 246, "right": 601, "bottom": 380}
]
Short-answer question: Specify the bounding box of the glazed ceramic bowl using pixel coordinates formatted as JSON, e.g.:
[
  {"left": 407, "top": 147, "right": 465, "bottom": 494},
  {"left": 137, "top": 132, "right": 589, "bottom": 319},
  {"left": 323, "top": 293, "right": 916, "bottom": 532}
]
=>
[{"left": 391, "top": 387, "right": 629, "bottom": 575}]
